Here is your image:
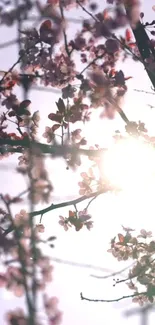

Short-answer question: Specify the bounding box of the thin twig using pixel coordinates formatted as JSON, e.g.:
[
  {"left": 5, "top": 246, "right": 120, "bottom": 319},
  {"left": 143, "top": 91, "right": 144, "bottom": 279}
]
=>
[
  {"left": 67, "top": 97, "right": 70, "bottom": 141},
  {"left": 52, "top": 257, "right": 135, "bottom": 277},
  {"left": 134, "top": 89, "right": 155, "bottom": 95},
  {"left": 80, "top": 291, "right": 147, "bottom": 303},
  {"left": 79, "top": 54, "right": 104, "bottom": 76},
  {"left": 76, "top": 0, "right": 99, "bottom": 22},
  {"left": 59, "top": 0, "right": 71, "bottom": 57},
  {"left": 9, "top": 188, "right": 30, "bottom": 203},
  {"left": 85, "top": 195, "right": 98, "bottom": 211}
]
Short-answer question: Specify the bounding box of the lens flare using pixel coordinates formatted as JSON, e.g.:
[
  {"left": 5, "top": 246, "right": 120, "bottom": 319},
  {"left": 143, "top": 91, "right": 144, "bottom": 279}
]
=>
[{"left": 102, "top": 138, "right": 155, "bottom": 193}]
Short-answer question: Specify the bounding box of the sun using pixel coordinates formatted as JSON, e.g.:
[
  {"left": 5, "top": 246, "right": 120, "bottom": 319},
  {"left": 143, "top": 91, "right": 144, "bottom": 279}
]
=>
[{"left": 101, "top": 137, "right": 155, "bottom": 194}]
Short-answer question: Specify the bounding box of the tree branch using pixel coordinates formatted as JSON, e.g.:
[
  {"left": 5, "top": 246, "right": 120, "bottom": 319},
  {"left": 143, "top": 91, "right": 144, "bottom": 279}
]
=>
[
  {"left": 80, "top": 291, "right": 147, "bottom": 303},
  {"left": 51, "top": 257, "right": 123, "bottom": 273},
  {"left": 3, "top": 188, "right": 115, "bottom": 236},
  {"left": 0, "top": 138, "right": 107, "bottom": 157},
  {"left": 30, "top": 189, "right": 107, "bottom": 218}
]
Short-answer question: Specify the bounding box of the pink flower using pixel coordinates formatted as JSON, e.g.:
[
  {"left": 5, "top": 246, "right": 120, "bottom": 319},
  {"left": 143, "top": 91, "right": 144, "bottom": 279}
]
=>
[
  {"left": 18, "top": 150, "right": 29, "bottom": 166},
  {"left": 58, "top": 216, "right": 69, "bottom": 231},
  {"left": 42, "top": 264, "right": 53, "bottom": 282},
  {"left": 126, "top": 280, "right": 137, "bottom": 290},
  {"left": 44, "top": 296, "right": 59, "bottom": 312},
  {"left": 43, "top": 126, "right": 55, "bottom": 143},
  {"left": 122, "top": 225, "right": 135, "bottom": 232},
  {"left": 85, "top": 221, "right": 93, "bottom": 230},
  {"left": 23, "top": 226, "right": 31, "bottom": 237},
  {"left": 14, "top": 209, "right": 29, "bottom": 227},
  {"left": 132, "top": 295, "right": 148, "bottom": 306},
  {"left": 35, "top": 224, "right": 45, "bottom": 233},
  {"left": 6, "top": 267, "right": 24, "bottom": 297},
  {"left": 50, "top": 312, "right": 63, "bottom": 325},
  {"left": 11, "top": 284, "right": 24, "bottom": 297},
  {"left": 78, "top": 168, "right": 95, "bottom": 195},
  {"left": 62, "top": 84, "right": 76, "bottom": 99},
  {"left": 138, "top": 229, "right": 152, "bottom": 239},
  {"left": 78, "top": 210, "right": 91, "bottom": 222},
  {"left": 44, "top": 294, "right": 63, "bottom": 325},
  {"left": 6, "top": 308, "right": 27, "bottom": 325},
  {"left": 38, "top": 256, "right": 51, "bottom": 268},
  {"left": 71, "top": 129, "right": 82, "bottom": 142}
]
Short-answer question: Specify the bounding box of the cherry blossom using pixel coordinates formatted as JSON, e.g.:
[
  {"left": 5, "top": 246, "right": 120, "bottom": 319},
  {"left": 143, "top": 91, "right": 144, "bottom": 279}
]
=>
[
  {"left": 14, "top": 209, "right": 29, "bottom": 227},
  {"left": 43, "top": 126, "right": 55, "bottom": 143},
  {"left": 1, "top": 0, "right": 155, "bottom": 320},
  {"left": 58, "top": 216, "right": 69, "bottom": 230},
  {"left": 35, "top": 224, "right": 45, "bottom": 233}
]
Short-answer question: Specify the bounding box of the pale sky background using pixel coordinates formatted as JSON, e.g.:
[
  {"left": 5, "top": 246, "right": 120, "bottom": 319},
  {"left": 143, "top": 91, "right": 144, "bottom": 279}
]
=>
[{"left": 1, "top": 0, "right": 155, "bottom": 324}]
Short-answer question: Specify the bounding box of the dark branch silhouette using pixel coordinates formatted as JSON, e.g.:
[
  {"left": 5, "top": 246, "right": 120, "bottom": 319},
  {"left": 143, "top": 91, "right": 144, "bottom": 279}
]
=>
[{"left": 80, "top": 291, "right": 147, "bottom": 303}]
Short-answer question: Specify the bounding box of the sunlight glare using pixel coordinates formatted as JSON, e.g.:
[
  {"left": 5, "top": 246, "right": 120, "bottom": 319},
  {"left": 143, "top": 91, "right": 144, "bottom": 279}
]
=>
[{"left": 102, "top": 138, "right": 155, "bottom": 194}]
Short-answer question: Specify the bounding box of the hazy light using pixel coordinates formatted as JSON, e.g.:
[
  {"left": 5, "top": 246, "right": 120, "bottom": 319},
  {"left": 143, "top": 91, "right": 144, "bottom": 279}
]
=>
[{"left": 102, "top": 138, "right": 155, "bottom": 193}]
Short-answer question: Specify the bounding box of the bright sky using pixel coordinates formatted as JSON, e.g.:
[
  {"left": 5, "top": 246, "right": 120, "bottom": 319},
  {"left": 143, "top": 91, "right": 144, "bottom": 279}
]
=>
[{"left": 1, "top": 0, "right": 155, "bottom": 324}]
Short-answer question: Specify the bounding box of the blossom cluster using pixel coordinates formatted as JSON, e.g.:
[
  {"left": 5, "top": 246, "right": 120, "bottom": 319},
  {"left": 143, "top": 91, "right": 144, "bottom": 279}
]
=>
[
  {"left": 108, "top": 226, "right": 155, "bottom": 305},
  {"left": 18, "top": 151, "right": 53, "bottom": 204},
  {"left": 1, "top": 0, "right": 155, "bottom": 322},
  {"left": 0, "top": 207, "right": 61, "bottom": 324},
  {"left": 59, "top": 209, "right": 93, "bottom": 231}
]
